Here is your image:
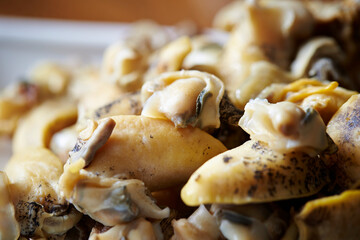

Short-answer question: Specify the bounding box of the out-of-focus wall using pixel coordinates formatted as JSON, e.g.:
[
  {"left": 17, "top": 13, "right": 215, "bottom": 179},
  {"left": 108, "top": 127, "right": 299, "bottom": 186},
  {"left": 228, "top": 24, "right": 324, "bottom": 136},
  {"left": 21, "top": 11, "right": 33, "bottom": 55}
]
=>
[{"left": 0, "top": 0, "right": 232, "bottom": 28}]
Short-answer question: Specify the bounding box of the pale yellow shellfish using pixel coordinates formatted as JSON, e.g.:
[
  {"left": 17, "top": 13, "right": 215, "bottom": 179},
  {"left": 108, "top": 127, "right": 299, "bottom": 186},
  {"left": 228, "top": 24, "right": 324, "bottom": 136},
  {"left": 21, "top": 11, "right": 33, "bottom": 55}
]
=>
[{"left": 181, "top": 100, "right": 330, "bottom": 206}]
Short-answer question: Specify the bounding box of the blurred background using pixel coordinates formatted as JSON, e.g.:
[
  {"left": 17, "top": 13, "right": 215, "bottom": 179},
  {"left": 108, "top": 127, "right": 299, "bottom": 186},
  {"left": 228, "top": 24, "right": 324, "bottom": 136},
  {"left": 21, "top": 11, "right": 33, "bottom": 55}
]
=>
[
  {"left": 0, "top": 0, "right": 232, "bottom": 168},
  {"left": 0, "top": 0, "right": 232, "bottom": 28},
  {"left": 0, "top": 0, "right": 232, "bottom": 87}
]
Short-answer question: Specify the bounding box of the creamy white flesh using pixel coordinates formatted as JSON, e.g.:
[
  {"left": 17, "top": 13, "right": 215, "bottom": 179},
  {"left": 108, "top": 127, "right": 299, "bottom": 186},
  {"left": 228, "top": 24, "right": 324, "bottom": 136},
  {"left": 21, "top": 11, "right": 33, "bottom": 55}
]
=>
[
  {"left": 239, "top": 99, "right": 328, "bottom": 155},
  {"left": 5, "top": 148, "right": 65, "bottom": 208},
  {"left": 59, "top": 118, "right": 170, "bottom": 226},
  {"left": 182, "top": 36, "right": 223, "bottom": 73},
  {"left": 4, "top": 148, "right": 83, "bottom": 237},
  {"left": 68, "top": 174, "right": 170, "bottom": 226},
  {"left": 142, "top": 78, "right": 206, "bottom": 123},
  {"left": 101, "top": 41, "right": 144, "bottom": 90},
  {"left": 187, "top": 205, "right": 219, "bottom": 237},
  {"left": 172, "top": 204, "right": 220, "bottom": 239},
  {"left": 50, "top": 125, "right": 78, "bottom": 162},
  {"left": 60, "top": 161, "right": 170, "bottom": 226},
  {"left": 89, "top": 218, "right": 158, "bottom": 240},
  {"left": 0, "top": 172, "right": 20, "bottom": 240},
  {"left": 220, "top": 219, "right": 270, "bottom": 240},
  {"left": 218, "top": 0, "right": 313, "bottom": 108},
  {"left": 182, "top": 46, "right": 221, "bottom": 70},
  {"left": 141, "top": 70, "right": 224, "bottom": 129},
  {"left": 290, "top": 37, "right": 343, "bottom": 78}
]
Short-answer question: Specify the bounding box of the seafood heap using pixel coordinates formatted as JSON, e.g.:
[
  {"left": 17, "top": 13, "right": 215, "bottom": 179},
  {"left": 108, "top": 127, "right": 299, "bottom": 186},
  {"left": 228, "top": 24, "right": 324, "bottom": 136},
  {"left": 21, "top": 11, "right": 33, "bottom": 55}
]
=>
[{"left": 1, "top": 0, "right": 360, "bottom": 239}]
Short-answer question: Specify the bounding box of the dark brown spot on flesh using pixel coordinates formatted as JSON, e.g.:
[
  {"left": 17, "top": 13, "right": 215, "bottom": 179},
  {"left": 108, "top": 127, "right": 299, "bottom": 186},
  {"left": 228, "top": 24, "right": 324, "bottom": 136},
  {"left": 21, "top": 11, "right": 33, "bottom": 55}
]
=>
[
  {"left": 16, "top": 201, "right": 43, "bottom": 237},
  {"left": 94, "top": 99, "right": 120, "bottom": 119},
  {"left": 71, "top": 140, "right": 84, "bottom": 153},
  {"left": 247, "top": 185, "right": 257, "bottom": 197},
  {"left": 195, "top": 174, "right": 201, "bottom": 182},
  {"left": 223, "top": 155, "right": 232, "bottom": 163},
  {"left": 332, "top": 97, "right": 360, "bottom": 143},
  {"left": 254, "top": 170, "right": 263, "bottom": 180},
  {"left": 251, "top": 141, "right": 261, "bottom": 150},
  {"left": 290, "top": 157, "right": 298, "bottom": 166},
  {"left": 268, "top": 186, "right": 277, "bottom": 197},
  {"left": 43, "top": 194, "right": 54, "bottom": 210},
  {"left": 128, "top": 171, "right": 135, "bottom": 178},
  {"left": 202, "top": 146, "right": 211, "bottom": 156},
  {"left": 305, "top": 157, "right": 328, "bottom": 191},
  {"left": 288, "top": 178, "right": 295, "bottom": 187},
  {"left": 295, "top": 167, "right": 304, "bottom": 172},
  {"left": 279, "top": 165, "right": 291, "bottom": 170},
  {"left": 267, "top": 170, "right": 274, "bottom": 180},
  {"left": 129, "top": 99, "right": 141, "bottom": 114}
]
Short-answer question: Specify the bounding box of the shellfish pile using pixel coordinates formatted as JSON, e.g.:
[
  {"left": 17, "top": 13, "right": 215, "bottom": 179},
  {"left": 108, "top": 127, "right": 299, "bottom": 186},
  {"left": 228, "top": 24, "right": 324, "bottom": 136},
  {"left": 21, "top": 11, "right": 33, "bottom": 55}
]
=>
[{"left": 1, "top": 0, "right": 360, "bottom": 239}]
